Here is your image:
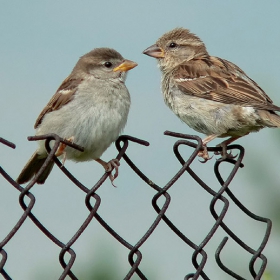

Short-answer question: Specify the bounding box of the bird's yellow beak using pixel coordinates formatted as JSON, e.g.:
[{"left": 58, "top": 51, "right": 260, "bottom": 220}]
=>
[
  {"left": 143, "top": 44, "right": 165, "bottom": 58},
  {"left": 113, "top": 60, "right": 138, "bottom": 72}
]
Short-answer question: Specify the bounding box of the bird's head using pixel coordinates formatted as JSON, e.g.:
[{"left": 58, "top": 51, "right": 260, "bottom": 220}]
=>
[
  {"left": 73, "top": 48, "right": 137, "bottom": 82},
  {"left": 143, "top": 28, "right": 208, "bottom": 71}
]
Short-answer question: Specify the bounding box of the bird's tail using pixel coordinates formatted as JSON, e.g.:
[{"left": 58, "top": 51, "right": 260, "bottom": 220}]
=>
[
  {"left": 16, "top": 152, "right": 54, "bottom": 184},
  {"left": 258, "top": 110, "right": 280, "bottom": 127}
]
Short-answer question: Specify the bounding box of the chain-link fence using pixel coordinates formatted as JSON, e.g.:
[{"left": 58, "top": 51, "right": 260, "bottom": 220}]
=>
[{"left": 0, "top": 132, "right": 272, "bottom": 280}]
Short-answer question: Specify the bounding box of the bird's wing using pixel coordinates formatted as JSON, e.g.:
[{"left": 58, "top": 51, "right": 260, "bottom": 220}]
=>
[
  {"left": 173, "top": 56, "right": 280, "bottom": 111},
  {"left": 34, "top": 76, "right": 83, "bottom": 128}
]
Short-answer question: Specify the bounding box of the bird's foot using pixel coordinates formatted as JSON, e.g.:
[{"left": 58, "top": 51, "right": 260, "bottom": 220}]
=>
[
  {"left": 55, "top": 136, "right": 75, "bottom": 165},
  {"left": 106, "top": 159, "right": 120, "bottom": 186},
  {"left": 95, "top": 158, "right": 120, "bottom": 187},
  {"left": 198, "top": 145, "right": 213, "bottom": 163},
  {"left": 214, "top": 142, "right": 237, "bottom": 160}
]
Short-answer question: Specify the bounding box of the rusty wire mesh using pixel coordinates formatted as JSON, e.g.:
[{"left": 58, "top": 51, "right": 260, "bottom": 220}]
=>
[{"left": 0, "top": 132, "right": 272, "bottom": 280}]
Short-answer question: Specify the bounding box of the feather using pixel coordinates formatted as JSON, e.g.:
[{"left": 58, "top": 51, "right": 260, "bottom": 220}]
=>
[
  {"left": 34, "top": 76, "right": 83, "bottom": 128},
  {"left": 173, "top": 56, "right": 280, "bottom": 111}
]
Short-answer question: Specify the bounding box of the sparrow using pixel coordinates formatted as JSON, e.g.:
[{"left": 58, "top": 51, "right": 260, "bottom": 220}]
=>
[
  {"left": 143, "top": 27, "right": 280, "bottom": 161},
  {"left": 17, "top": 48, "right": 137, "bottom": 184}
]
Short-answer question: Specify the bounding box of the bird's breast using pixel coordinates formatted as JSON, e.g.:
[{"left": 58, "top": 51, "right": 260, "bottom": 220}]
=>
[
  {"left": 162, "top": 85, "right": 263, "bottom": 137},
  {"left": 36, "top": 84, "right": 130, "bottom": 161}
]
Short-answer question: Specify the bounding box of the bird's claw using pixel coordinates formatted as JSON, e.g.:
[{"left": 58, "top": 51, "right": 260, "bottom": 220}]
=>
[
  {"left": 56, "top": 136, "right": 75, "bottom": 166},
  {"left": 198, "top": 146, "right": 213, "bottom": 163},
  {"left": 105, "top": 159, "right": 120, "bottom": 187},
  {"left": 215, "top": 151, "right": 238, "bottom": 160},
  {"left": 215, "top": 144, "right": 237, "bottom": 160}
]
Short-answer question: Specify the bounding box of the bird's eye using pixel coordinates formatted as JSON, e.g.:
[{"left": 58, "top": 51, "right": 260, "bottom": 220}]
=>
[
  {"left": 169, "top": 42, "right": 177, "bottom": 48},
  {"left": 104, "top": 61, "right": 112, "bottom": 68}
]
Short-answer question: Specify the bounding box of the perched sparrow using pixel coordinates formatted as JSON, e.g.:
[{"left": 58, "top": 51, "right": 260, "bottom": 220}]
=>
[
  {"left": 17, "top": 48, "right": 137, "bottom": 184},
  {"left": 143, "top": 27, "right": 280, "bottom": 161}
]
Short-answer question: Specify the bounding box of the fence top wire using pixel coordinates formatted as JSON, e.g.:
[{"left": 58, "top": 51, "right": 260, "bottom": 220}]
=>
[{"left": 0, "top": 132, "right": 272, "bottom": 280}]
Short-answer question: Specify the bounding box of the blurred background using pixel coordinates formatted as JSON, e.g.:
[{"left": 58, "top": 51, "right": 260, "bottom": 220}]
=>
[{"left": 0, "top": 0, "right": 280, "bottom": 279}]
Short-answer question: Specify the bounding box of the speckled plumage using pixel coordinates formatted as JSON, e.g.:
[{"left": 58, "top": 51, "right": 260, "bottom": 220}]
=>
[{"left": 143, "top": 27, "right": 280, "bottom": 160}]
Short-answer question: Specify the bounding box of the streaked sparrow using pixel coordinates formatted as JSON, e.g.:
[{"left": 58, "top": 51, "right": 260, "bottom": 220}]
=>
[
  {"left": 143, "top": 27, "right": 280, "bottom": 161},
  {"left": 17, "top": 48, "right": 137, "bottom": 184}
]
